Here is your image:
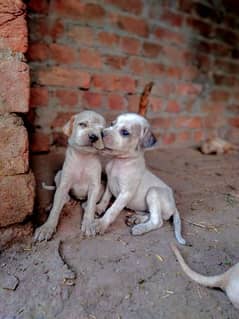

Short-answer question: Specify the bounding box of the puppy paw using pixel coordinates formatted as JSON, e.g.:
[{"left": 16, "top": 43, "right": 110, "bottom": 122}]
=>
[
  {"left": 34, "top": 223, "right": 56, "bottom": 242},
  {"left": 125, "top": 212, "right": 149, "bottom": 227},
  {"left": 81, "top": 218, "right": 96, "bottom": 237},
  {"left": 131, "top": 224, "right": 147, "bottom": 236},
  {"left": 92, "top": 219, "right": 108, "bottom": 235}
]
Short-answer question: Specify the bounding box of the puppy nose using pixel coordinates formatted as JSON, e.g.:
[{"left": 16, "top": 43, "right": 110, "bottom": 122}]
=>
[{"left": 88, "top": 134, "right": 99, "bottom": 143}]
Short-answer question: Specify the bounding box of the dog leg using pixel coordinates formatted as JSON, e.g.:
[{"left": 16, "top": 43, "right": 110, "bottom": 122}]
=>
[
  {"left": 96, "top": 184, "right": 112, "bottom": 216},
  {"left": 125, "top": 211, "right": 149, "bottom": 227},
  {"left": 81, "top": 185, "right": 101, "bottom": 237},
  {"left": 34, "top": 182, "right": 71, "bottom": 242},
  {"left": 94, "top": 192, "right": 131, "bottom": 234},
  {"left": 131, "top": 188, "right": 163, "bottom": 235}
]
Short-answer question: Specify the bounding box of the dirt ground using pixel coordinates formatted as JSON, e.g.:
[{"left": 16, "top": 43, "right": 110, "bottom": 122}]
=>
[{"left": 0, "top": 148, "right": 239, "bottom": 319}]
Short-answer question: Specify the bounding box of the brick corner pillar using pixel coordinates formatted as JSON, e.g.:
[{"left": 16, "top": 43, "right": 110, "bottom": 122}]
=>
[{"left": 0, "top": 0, "right": 35, "bottom": 248}]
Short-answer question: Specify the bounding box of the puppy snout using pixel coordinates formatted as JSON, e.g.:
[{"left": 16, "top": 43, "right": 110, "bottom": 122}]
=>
[{"left": 88, "top": 133, "right": 99, "bottom": 143}]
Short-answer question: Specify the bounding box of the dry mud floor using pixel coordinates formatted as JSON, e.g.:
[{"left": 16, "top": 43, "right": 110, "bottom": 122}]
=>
[{"left": 0, "top": 148, "right": 239, "bottom": 319}]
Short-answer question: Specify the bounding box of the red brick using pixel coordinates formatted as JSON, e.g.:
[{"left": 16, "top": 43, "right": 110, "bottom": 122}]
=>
[
  {"left": 142, "top": 42, "right": 162, "bottom": 57},
  {"left": 150, "top": 97, "right": 164, "bottom": 112},
  {"left": 0, "top": 2, "right": 27, "bottom": 52},
  {"left": 51, "top": 112, "right": 75, "bottom": 129},
  {"left": 176, "top": 83, "right": 202, "bottom": 96},
  {"left": 49, "top": 44, "right": 77, "bottom": 64},
  {"left": 151, "top": 117, "right": 171, "bottom": 129},
  {"left": 117, "top": 16, "right": 149, "bottom": 37},
  {"left": 50, "top": 18, "right": 65, "bottom": 40},
  {"left": 155, "top": 26, "right": 185, "bottom": 44},
  {"left": 68, "top": 26, "right": 94, "bottom": 46},
  {"left": 209, "top": 90, "right": 230, "bottom": 102},
  {"left": 52, "top": 0, "right": 105, "bottom": 21},
  {"left": 83, "top": 92, "right": 103, "bottom": 108},
  {"left": 92, "top": 74, "right": 136, "bottom": 93},
  {"left": 165, "top": 66, "right": 182, "bottom": 79},
  {"left": 129, "top": 57, "right": 145, "bottom": 74},
  {"left": 194, "top": 130, "right": 204, "bottom": 142},
  {"left": 186, "top": 17, "right": 214, "bottom": 38},
  {"left": 0, "top": 114, "right": 28, "bottom": 176},
  {"left": 213, "top": 73, "right": 236, "bottom": 87},
  {"left": 38, "top": 67, "right": 90, "bottom": 88},
  {"left": 121, "top": 36, "right": 141, "bottom": 54},
  {"left": 105, "top": 55, "right": 128, "bottom": 69},
  {"left": 56, "top": 90, "right": 78, "bottom": 107},
  {"left": 162, "top": 133, "right": 176, "bottom": 145},
  {"left": 204, "top": 114, "right": 225, "bottom": 128},
  {"left": 166, "top": 100, "right": 180, "bottom": 113},
  {"left": 0, "top": 60, "right": 29, "bottom": 114},
  {"left": 127, "top": 95, "right": 140, "bottom": 112},
  {"left": 175, "top": 116, "right": 203, "bottom": 129},
  {"left": 108, "top": 94, "right": 127, "bottom": 110},
  {"left": 79, "top": 48, "right": 102, "bottom": 69},
  {"left": 0, "top": 172, "right": 35, "bottom": 227},
  {"left": 160, "top": 10, "right": 183, "bottom": 27},
  {"left": 177, "top": 131, "right": 191, "bottom": 143},
  {"left": 30, "top": 132, "right": 50, "bottom": 153},
  {"left": 27, "top": 43, "right": 49, "bottom": 61},
  {"left": 146, "top": 62, "right": 165, "bottom": 77},
  {"left": 162, "top": 46, "right": 187, "bottom": 64},
  {"left": 98, "top": 31, "right": 120, "bottom": 47},
  {"left": 105, "top": 0, "right": 143, "bottom": 14},
  {"left": 30, "top": 87, "right": 48, "bottom": 108},
  {"left": 152, "top": 82, "right": 175, "bottom": 97},
  {"left": 229, "top": 117, "right": 239, "bottom": 128},
  {"left": 28, "top": 0, "right": 49, "bottom": 13}
]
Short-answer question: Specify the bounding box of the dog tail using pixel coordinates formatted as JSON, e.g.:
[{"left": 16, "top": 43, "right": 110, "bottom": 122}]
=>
[
  {"left": 173, "top": 209, "right": 186, "bottom": 245},
  {"left": 138, "top": 82, "right": 154, "bottom": 117},
  {"left": 42, "top": 182, "right": 56, "bottom": 190},
  {"left": 171, "top": 243, "right": 225, "bottom": 289}
]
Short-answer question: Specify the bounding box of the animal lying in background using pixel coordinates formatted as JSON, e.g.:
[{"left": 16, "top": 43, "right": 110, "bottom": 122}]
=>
[
  {"left": 34, "top": 111, "right": 106, "bottom": 242},
  {"left": 200, "top": 137, "right": 238, "bottom": 155},
  {"left": 171, "top": 243, "right": 239, "bottom": 309},
  {"left": 93, "top": 113, "right": 186, "bottom": 245}
]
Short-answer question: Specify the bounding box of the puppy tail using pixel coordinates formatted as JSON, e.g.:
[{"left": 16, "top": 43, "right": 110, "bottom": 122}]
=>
[
  {"left": 173, "top": 210, "right": 186, "bottom": 245},
  {"left": 138, "top": 81, "right": 154, "bottom": 117},
  {"left": 42, "top": 182, "right": 56, "bottom": 191},
  {"left": 171, "top": 243, "right": 225, "bottom": 289}
]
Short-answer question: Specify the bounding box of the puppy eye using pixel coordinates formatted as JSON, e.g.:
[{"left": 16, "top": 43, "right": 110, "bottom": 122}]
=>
[
  {"left": 120, "top": 129, "right": 130, "bottom": 136},
  {"left": 78, "top": 122, "right": 87, "bottom": 128}
]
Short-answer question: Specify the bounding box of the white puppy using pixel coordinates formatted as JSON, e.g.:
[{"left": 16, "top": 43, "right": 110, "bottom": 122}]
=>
[
  {"left": 94, "top": 113, "right": 186, "bottom": 244},
  {"left": 34, "top": 110, "right": 106, "bottom": 242},
  {"left": 171, "top": 243, "right": 239, "bottom": 309}
]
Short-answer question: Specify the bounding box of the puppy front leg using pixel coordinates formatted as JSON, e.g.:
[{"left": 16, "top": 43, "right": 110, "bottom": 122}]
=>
[
  {"left": 81, "top": 185, "right": 101, "bottom": 237},
  {"left": 96, "top": 183, "right": 112, "bottom": 216},
  {"left": 34, "top": 183, "right": 70, "bottom": 242},
  {"left": 95, "top": 192, "right": 131, "bottom": 234}
]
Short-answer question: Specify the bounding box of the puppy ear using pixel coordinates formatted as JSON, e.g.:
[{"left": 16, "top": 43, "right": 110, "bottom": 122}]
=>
[
  {"left": 141, "top": 127, "right": 157, "bottom": 148},
  {"left": 62, "top": 115, "right": 75, "bottom": 137}
]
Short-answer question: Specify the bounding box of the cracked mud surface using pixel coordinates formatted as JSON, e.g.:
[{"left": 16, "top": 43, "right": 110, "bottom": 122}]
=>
[{"left": 0, "top": 148, "right": 239, "bottom": 319}]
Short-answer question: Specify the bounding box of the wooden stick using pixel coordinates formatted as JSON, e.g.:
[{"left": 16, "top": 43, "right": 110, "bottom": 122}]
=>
[{"left": 138, "top": 81, "right": 154, "bottom": 117}]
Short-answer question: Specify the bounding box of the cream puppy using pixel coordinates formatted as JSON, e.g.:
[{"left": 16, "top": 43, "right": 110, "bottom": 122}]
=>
[
  {"left": 94, "top": 113, "right": 186, "bottom": 244},
  {"left": 34, "top": 111, "right": 106, "bottom": 242},
  {"left": 171, "top": 244, "right": 239, "bottom": 309}
]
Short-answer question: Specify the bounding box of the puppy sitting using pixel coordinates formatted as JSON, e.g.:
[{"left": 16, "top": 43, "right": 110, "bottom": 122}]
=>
[
  {"left": 94, "top": 113, "right": 186, "bottom": 245},
  {"left": 34, "top": 110, "right": 106, "bottom": 242}
]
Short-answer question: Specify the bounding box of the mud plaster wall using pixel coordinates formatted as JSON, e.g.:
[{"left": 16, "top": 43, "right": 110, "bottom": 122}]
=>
[{"left": 27, "top": 0, "right": 239, "bottom": 152}]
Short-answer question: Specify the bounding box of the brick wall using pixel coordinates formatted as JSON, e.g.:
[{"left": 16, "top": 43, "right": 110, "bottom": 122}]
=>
[
  {"left": 27, "top": 0, "right": 239, "bottom": 150},
  {"left": 0, "top": 0, "right": 35, "bottom": 245}
]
